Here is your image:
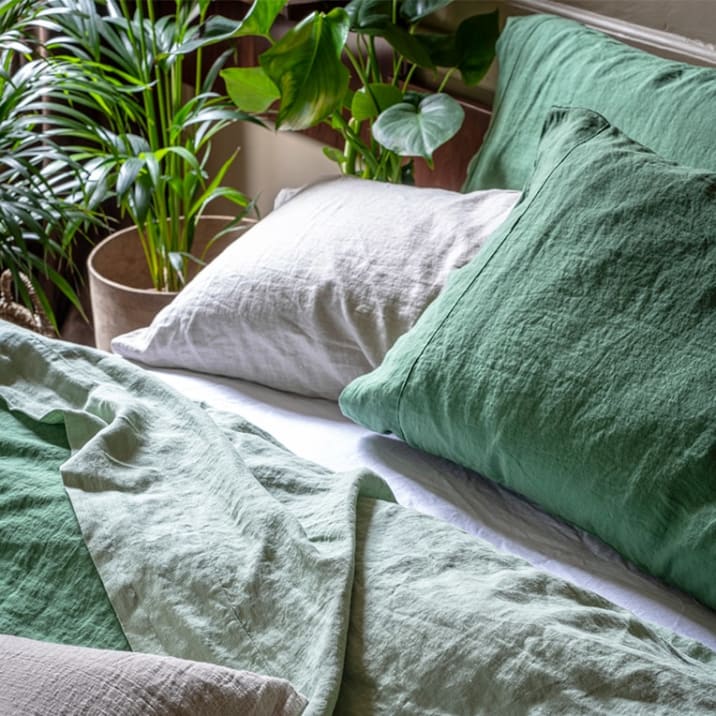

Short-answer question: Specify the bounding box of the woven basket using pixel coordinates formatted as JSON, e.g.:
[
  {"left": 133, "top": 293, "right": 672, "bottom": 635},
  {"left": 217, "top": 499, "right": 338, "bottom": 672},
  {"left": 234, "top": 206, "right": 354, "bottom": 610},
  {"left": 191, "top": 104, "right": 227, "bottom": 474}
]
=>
[{"left": 0, "top": 269, "right": 54, "bottom": 337}]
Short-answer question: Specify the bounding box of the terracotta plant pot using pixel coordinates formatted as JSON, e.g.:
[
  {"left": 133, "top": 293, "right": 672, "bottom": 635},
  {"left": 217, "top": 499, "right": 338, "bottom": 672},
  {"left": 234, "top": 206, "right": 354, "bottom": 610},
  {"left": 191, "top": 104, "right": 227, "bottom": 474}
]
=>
[{"left": 88, "top": 216, "right": 253, "bottom": 351}]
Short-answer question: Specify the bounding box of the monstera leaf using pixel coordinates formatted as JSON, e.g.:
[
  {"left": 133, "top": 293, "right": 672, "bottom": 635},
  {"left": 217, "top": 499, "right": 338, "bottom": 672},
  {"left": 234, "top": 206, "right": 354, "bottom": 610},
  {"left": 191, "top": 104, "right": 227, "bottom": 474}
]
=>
[
  {"left": 259, "top": 9, "right": 350, "bottom": 130},
  {"left": 372, "top": 93, "right": 464, "bottom": 161}
]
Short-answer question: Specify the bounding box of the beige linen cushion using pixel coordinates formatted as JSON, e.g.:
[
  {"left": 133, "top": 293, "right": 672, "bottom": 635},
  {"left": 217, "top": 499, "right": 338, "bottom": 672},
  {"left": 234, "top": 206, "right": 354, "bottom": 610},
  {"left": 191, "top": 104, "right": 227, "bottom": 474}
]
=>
[
  {"left": 0, "top": 634, "right": 306, "bottom": 716},
  {"left": 112, "top": 177, "right": 520, "bottom": 399}
]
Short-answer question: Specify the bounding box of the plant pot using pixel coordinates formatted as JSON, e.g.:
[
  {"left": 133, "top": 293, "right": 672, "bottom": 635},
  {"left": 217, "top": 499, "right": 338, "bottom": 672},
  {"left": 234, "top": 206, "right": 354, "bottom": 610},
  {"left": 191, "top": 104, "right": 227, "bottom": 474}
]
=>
[{"left": 88, "top": 216, "right": 253, "bottom": 351}]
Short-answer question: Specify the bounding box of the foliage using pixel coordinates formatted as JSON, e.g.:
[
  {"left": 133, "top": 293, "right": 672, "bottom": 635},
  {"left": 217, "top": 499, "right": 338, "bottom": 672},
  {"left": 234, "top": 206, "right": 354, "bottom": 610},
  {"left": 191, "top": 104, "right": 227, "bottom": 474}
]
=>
[
  {"left": 222, "top": 0, "right": 499, "bottom": 183},
  {"left": 0, "top": 0, "right": 100, "bottom": 329},
  {"left": 40, "top": 0, "right": 259, "bottom": 291}
]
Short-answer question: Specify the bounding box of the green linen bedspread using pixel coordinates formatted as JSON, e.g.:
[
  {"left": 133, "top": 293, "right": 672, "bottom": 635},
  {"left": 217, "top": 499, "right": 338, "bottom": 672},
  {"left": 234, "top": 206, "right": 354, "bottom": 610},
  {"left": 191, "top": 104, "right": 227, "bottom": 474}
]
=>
[
  {"left": 0, "top": 405, "right": 127, "bottom": 650},
  {"left": 0, "top": 322, "right": 714, "bottom": 714}
]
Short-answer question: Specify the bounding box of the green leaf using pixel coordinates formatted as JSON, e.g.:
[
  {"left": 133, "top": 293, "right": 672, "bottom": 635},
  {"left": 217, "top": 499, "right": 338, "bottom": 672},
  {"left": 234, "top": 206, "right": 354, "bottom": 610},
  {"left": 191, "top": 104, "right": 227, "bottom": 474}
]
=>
[
  {"left": 159, "top": 146, "right": 201, "bottom": 171},
  {"left": 345, "top": 0, "right": 434, "bottom": 67},
  {"left": 116, "top": 156, "right": 144, "bottom": 195},
  {"left": 351, "top": 83, "right": 403, "bottom": 121},
  {"left": 173, "top": 15, "right": 245, "bottom": 56},
  {"left": 132, "top": 175, "right": 152, "bottom": 225},
  {"left": 235, "top": 0, "right": 287, "bottom": 38},
  {"left": 455, "top": 11, "right": 499, "bottom": 85},
  {"left": 259, "top": 9, "right": 350, "bottom": 130},
  {"left": 322, "top": 146, "right": 345, "bottom": 164},
  {"left": 168, "top": 251, "right": 186, "bottom": 285},
  {"left": 372, "top": 93, "right": 464, "bottom": 160},
  {"left": 141, "top": 151, "right": 161, "bottom": 188},
  {"left": 416, "top": 31, "right": 458, "bottom": 68},
  {"left": 412, "top": 11, "right": 498, "bottom": 83},
  {"left": 201, "top": 47, "right": 233, "bottom": 94},
  {"left": 387, "top": 26, "right": 435, "bottom": 67},
  {"left": 222, "top": 66, "right": 280, "bottom": 113},
  {"left": 400, "top": 0, "right": 453, "bottom": 23},
  {"left": 344, "top": 0, "right": 394, "bottom": 32}
]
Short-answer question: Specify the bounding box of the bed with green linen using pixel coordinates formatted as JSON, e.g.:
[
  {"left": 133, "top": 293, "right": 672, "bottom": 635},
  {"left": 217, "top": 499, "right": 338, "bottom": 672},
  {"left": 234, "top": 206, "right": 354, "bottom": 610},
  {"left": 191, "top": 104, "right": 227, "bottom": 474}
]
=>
[
  {"left": 3, "top": 9, "right": 716, "bottom": 716},
  {"left": 1, "top": 322, "right": 715, "bottom": 715}
]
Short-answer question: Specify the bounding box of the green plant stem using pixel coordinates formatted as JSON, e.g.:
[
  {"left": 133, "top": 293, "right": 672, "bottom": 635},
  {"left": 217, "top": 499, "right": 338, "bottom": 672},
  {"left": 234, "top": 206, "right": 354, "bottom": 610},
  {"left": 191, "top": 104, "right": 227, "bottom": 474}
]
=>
[
  {"left": 437, "top": 67, "right": 457, "bottom": 93},
  {"left": 368, "top": 37, "right": 381, "bottom": 84},
  {"left": 332, "top": 111, "right": 379, "bottom": 177},
  {"left": 391, "top": 153, "right": 402, "bottom": 183},
  {"left": 194, "top": 1, "right": 208, "bottom": 98},
  {"left": 401, "top": 63, "right": 418, "bottom": 92},
  {"left": 343, "top": 45, "right": 370, "bottom": 89}
]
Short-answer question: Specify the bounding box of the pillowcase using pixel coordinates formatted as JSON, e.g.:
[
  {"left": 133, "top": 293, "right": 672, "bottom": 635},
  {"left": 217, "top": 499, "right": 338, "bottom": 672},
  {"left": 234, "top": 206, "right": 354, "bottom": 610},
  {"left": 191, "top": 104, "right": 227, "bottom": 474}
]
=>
[
  {"left": 340, "top": 107, "right": 716, "bottom": 610},
  {"left": 0, "top": 634, "right": 306, "bottom": 716},
  {"left": 463, "top": 14, "right": 716, "bottom": 191},
  {"left": 112, "top": 177, "right": 520, "bottom": 399}
]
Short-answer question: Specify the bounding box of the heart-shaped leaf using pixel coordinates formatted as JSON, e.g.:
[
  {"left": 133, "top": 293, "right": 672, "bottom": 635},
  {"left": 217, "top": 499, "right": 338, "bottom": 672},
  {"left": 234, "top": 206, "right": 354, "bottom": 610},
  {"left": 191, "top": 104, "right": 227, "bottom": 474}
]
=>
[
  {"left": 372, "top": 93, "right": 464, "bottom": 160},
  {"left": 222, "top": 66, "right": 280, "bottom": 113},
  {"left": 260, "top": 9, "right": 350, "bottom": 130},
  {"left": 351, "top": 83, "right": 403, "bottom": 121}
]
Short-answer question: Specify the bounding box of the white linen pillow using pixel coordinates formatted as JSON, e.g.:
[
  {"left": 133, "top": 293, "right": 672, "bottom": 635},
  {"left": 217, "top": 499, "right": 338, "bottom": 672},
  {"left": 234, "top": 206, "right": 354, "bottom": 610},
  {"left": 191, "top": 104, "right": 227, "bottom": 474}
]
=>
[{"left": 112, "top": 177, "right": 520, "bottom": 399}]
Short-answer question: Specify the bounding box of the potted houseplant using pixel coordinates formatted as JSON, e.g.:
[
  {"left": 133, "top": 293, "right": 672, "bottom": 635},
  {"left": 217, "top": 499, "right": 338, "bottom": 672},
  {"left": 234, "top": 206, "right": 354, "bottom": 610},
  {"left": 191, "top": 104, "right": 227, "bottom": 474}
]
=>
[
  {"left": 0, "top": 0, "right": 100, "bottom": 333},
  {"left": 222, "top": 0, "right": 499, "bottom": 183},
  {"left": 40, "top": 0, "right": 259, "bottom": 349}
]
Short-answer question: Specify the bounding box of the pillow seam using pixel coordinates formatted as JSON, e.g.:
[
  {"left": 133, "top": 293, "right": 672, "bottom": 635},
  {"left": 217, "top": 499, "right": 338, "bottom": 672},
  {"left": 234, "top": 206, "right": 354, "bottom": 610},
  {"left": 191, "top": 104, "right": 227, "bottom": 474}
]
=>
[{"left": 394, "top": 121, "right": 611, "bottom": 438}]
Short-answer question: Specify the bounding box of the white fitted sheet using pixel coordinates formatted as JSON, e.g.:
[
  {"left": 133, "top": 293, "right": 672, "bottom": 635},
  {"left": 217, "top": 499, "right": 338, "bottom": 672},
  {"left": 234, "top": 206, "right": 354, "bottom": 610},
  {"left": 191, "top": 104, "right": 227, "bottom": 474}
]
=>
[{"left": 145, "top": 366, "right": 716, "bottom": 651}]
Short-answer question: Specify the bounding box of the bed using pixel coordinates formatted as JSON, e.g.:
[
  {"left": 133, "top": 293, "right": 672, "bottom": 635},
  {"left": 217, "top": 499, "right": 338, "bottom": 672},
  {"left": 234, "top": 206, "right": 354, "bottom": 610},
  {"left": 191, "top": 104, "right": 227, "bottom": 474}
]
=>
[{"left": 2, "top": 4, "right": 716, "bottom": 715}]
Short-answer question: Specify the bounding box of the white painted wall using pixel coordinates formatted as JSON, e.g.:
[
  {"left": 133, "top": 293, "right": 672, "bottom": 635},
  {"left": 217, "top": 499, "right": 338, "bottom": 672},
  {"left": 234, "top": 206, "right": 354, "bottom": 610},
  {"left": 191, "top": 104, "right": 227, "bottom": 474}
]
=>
[{"left": 214, "top": 122, "right": 339, "bottom": 218}]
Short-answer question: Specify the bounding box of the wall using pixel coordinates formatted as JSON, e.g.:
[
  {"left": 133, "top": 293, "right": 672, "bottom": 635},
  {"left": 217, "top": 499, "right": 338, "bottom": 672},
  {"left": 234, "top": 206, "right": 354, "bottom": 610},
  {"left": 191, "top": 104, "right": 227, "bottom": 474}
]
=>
[
  {"left": 431, "top": 0, "right": 716, "bottom": 45},
  {"left": 554, "top": 0, "right": 716, "bottom": 44},
  {"left": 217, "top": 122, "right": 339, "bottom": 218}
]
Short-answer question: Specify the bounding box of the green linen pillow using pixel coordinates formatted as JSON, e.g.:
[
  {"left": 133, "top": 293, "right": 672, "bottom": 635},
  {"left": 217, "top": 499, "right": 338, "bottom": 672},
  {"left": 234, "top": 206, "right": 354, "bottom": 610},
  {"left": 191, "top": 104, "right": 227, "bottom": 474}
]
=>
[
  {"left": 463, "top": 14, "right": 716, "bottom": 191},
  {"left": 340, "top": 106, "right": 716, "bottom": 610}
]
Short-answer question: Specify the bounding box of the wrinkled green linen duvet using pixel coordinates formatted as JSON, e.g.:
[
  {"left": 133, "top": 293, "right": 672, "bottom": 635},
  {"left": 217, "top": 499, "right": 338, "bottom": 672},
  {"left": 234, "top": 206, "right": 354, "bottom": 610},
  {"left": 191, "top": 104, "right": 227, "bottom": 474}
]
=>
[{"left": 0, "top": 322, "right": 714, "bottom": 715}]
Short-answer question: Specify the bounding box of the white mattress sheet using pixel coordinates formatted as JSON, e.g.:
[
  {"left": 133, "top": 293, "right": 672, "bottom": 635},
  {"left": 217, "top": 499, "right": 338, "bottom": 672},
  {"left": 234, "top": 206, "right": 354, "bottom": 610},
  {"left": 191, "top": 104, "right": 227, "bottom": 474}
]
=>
[{"left": 146, "top": 366, "right": 716, "bottom": 651}]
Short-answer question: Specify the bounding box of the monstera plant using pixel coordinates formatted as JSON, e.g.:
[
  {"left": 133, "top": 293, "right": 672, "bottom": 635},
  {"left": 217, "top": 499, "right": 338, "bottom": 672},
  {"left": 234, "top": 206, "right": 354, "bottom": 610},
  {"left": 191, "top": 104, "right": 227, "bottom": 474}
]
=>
[{"left": 222, "top": 0, "right": 498, "bottom": 183}]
